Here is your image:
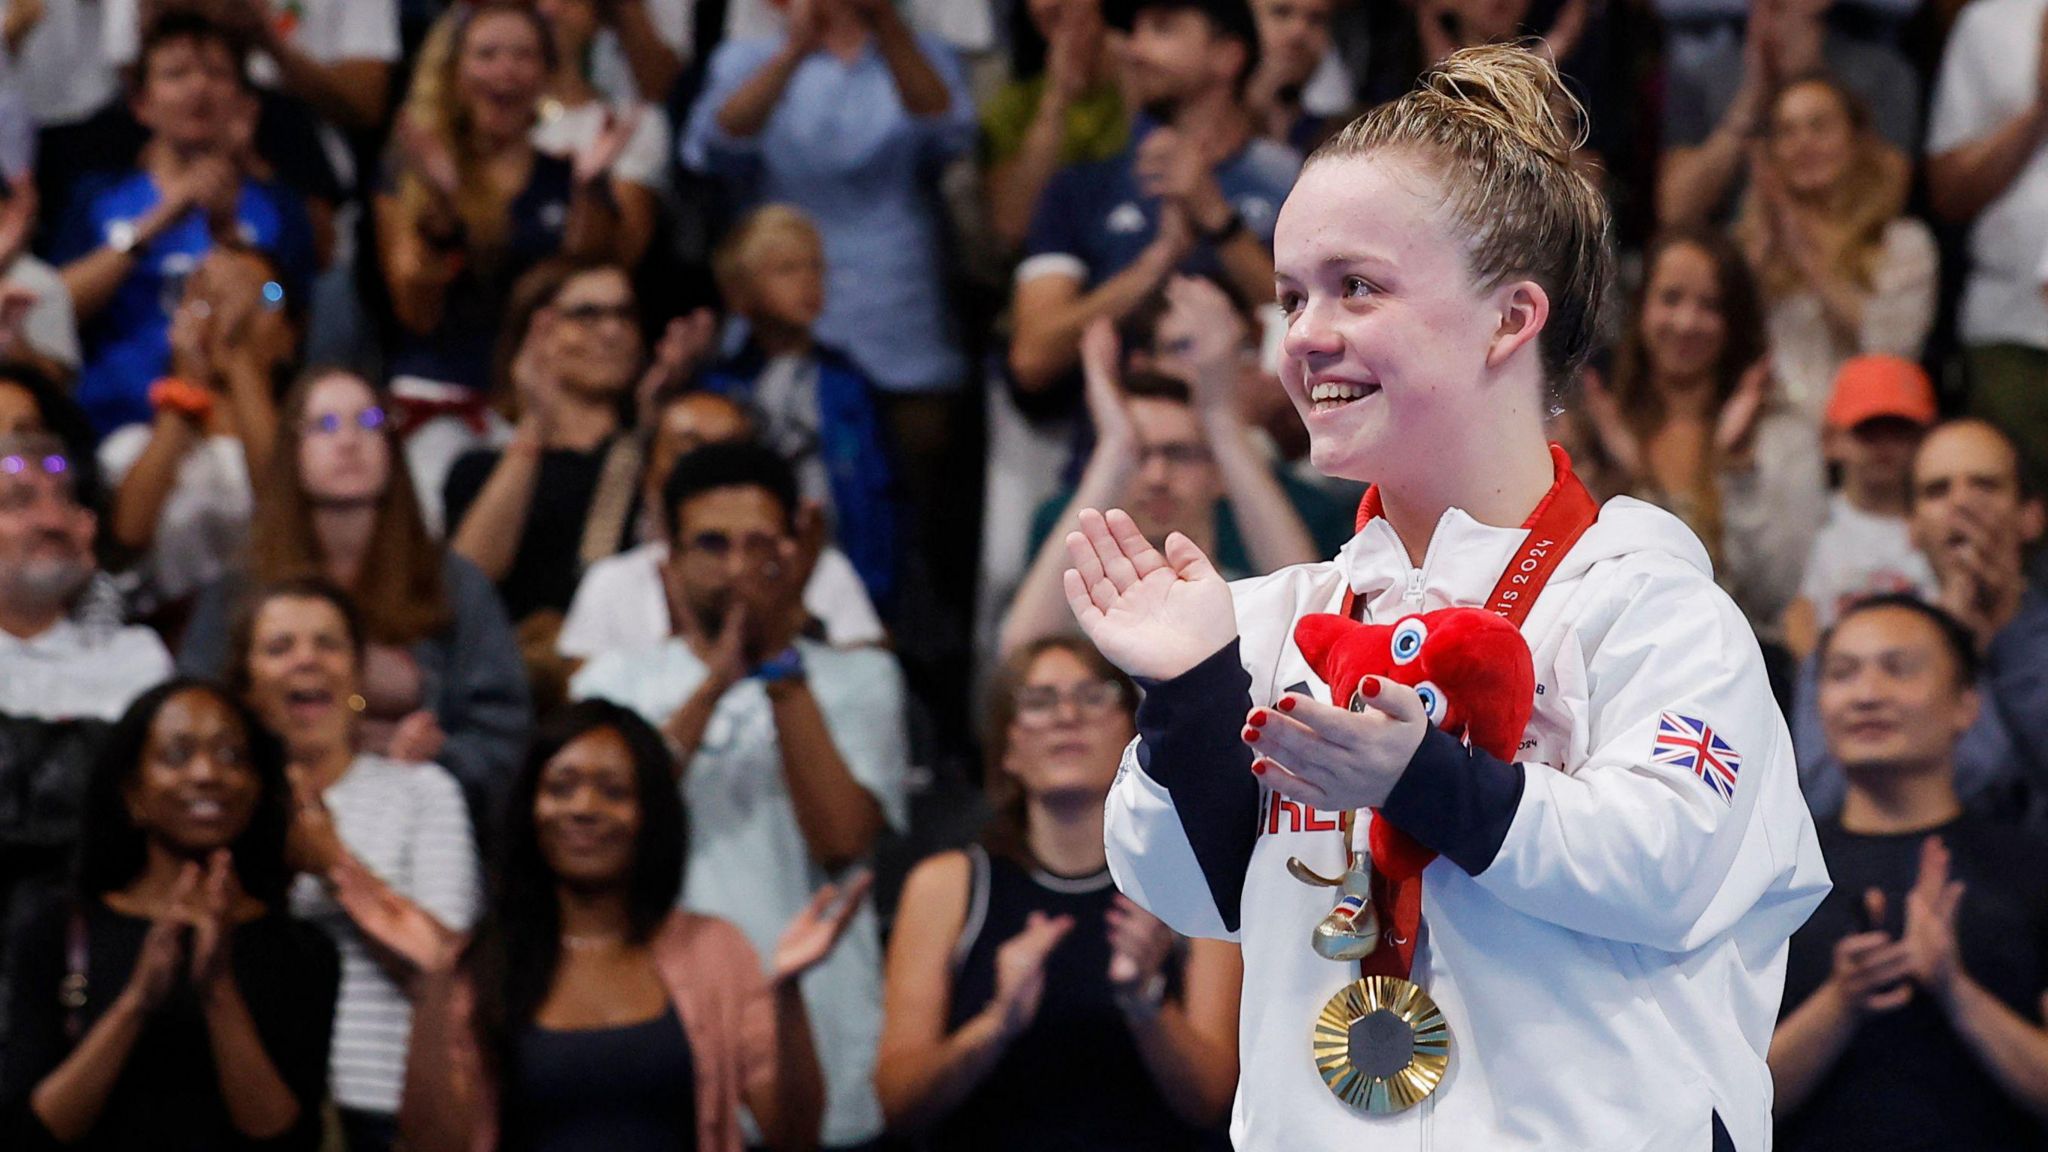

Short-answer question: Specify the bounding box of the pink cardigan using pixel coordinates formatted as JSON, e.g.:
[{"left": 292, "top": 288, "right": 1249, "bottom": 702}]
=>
[{"left": 423, "top": 911, "right": 779, "bottom": 1152}]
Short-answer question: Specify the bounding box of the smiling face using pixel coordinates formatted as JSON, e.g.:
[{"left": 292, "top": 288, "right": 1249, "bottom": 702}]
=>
[
  {"left": 534, "top": 726, "right": 643, "bottom": 890},
  {"left": 125, "top": 688, "right": 262, "bottom": 857},
  {"left": 0, "top": 443, "right": 95, "bottom": 623},
  {"left": 1271, "top": 152, "right": 1515, "bottom": 483},
  {"left": 456, "top": 9, "right": 548, "bottom": 143},
  {"left": 541, "top": 268, "right": 643, "bottom": 399},
  {"left": 244, "top": 595, "right": 360, "bottom": 761},
  {"left": 1909, "top": 421, "right": 2045, "bottom": 565},
  {"left": 1639, "top": 240, "right": 1729, "bottom": 386},
  {"left": 1002, "top": 645, "right": 1135, "bottom": 806},
  {"left": 1818, "top": 604, "right": 1977, "bottom": 778},
  {"left": 1769, "top": 79, "right": 1858, "bottom": 199},
  {"left": 297, "top": 373, "right": 392, "bottom": 508}
]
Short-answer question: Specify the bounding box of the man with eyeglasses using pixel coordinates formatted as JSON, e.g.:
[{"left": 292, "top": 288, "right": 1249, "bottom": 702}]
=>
[
  {"left": 1000, "top": 281, "right": 1322, "bottom": 660},
  {"left": 0, "top": 432, "right": 172, "bottom": 1056},
  {"left": 571, "top": 440, "right": 909, "bottom": 1152}
]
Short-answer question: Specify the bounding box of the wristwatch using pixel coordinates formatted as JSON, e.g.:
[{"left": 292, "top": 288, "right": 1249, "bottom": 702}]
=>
[
  {"left": 106, "top": 219, "right": 139, "bottom": 256},
  {"left": 752, "top": 646, "right": 806, "bottom": 685}
]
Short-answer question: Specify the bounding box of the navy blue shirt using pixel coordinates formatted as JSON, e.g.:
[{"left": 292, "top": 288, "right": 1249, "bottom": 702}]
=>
[
  {"left": 1017, "top": 120, "right": 1299, "bottom": 291},
  {"left": 52, "top": 170, "right": 315, "bottom": 437}
]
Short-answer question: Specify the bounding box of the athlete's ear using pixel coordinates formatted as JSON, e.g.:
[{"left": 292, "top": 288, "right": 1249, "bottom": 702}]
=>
[{"left": 1485, "top": 280, "right": 1550, "bottom": 371}]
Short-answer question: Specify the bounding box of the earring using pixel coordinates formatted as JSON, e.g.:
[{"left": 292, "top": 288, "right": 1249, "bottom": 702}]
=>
[{"left": 347, "top": 694, "right": 367, "bottom": 714}]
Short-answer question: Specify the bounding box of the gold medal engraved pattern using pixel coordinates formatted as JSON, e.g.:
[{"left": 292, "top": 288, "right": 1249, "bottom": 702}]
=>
[{"left": 1312, "top": 976, "right": 1451, "bottom": 1113}]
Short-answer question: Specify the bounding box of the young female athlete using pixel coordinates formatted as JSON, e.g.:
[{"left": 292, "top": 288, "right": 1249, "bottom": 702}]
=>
[{"left": 1066, "top": 43, "right": 1830, "bottom": 1151}]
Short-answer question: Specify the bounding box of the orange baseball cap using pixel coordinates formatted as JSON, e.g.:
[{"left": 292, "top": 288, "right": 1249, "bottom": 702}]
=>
[{"left": 1825, "top": 355, "right": 1937, "bottom": 430}]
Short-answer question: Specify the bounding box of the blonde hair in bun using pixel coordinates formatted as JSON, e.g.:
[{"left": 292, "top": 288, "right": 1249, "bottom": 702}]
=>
[{"left": 1309, "top": 42, "right": 1614, "bottom": 384}]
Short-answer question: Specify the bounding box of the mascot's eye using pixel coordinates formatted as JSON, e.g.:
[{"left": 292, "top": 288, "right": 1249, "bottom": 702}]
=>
[
  {"left": 1391, "top": 618, "right": 1428, "bottom": 665},
  {"left": 1413, "top": 680, "right": 1449, "bottom": 725}
]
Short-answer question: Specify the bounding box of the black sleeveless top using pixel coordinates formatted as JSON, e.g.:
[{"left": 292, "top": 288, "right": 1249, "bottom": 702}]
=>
[
  {"left": 934, "top": 847, "right": 1221, "bottom": 1152},
  {"left": 506, "top": 1009, "right": 697, "bottom": 1152}
]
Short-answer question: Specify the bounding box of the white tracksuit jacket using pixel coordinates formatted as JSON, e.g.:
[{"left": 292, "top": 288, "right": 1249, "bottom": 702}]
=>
[{"left": 1105, "top": 496, "right": 1832, "bottom": 1152}]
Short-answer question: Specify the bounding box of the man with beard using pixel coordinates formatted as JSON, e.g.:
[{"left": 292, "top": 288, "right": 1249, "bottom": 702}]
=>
[
  {"left": 570, "top": 441, "right": 909, "bottom": 1152},
  {"left": 1009, "top": 0, "right": 1298, "bottom": 396},
  {"left": 0, "top": 430, "right": 170, "bottom": 720},
  {"left": 0, "top": 429, "right": 171, "bottom": 1054}
]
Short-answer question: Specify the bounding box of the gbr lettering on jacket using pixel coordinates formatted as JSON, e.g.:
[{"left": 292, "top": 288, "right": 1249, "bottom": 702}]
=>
[{"left": 1254, "top": 677, "right": 1562, "bottom": 839}]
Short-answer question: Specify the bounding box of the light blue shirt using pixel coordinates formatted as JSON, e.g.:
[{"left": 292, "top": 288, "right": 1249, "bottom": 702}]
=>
[
  {"left": 683, "top": 33, "right": 977, "bottom": 393},
  {"left": 571, "top": 637, "right": 910, "bottom": 1144}
]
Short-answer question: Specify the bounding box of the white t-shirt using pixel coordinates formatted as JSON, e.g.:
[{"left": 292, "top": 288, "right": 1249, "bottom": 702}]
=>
[
  {"left": 1797, "top": 493, "right": 1939, "bottom": 631},
  {"left": 98, "top": 427, "right": 253, "bottom": 603},
  {"left": 0, "top": 616, "right": 171, "bottom": 721},
  {"left": 557, "top": 540, "right": 886, "bottom": 659},
  {"left": 570, "top": 638, "right": 910, "bottom": 1146},
  {"left": 1928, "top": 0, "right": 2048, "bottom": 349},
  {"left": 0, "top": 0, "right": 119, "bottom": 127},
  {"left": 289, "top": 754, "right": 478, "bottom": 1116},
  {"left": 532, "top": 97, "right": 671, "bottom": 192}
]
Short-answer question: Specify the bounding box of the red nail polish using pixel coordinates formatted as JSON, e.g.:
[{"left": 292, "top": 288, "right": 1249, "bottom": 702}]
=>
[
  {"left": 1362, "top": 677, "right": 1381, "bottom": 698},
  {"left": 1249, "top": 710, "right": 1268, "bottom": 728},
  {"left": 1251, "top": 758, "right": 1267, "bottom": 775},
  {"left": 1242, "top": 728, "right": 1260, "bottom": 744},
  {"left": 1276, "top": 696, "right": 1296, "bottom": 713}
]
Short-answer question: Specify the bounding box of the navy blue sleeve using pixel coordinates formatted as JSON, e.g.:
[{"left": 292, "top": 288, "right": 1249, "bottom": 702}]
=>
[
  {"left": 1020, "top": 163, "right": 1087, "bottom": 264},
  {"left": 47, "top": 175, "right": 110, "bottom": 266},
  {"left": 1134, "top": 640, "right": 1262, "bottom": 932},
  {"left": 1379, "top": 725, "right": 1527, "bottom": 876}
]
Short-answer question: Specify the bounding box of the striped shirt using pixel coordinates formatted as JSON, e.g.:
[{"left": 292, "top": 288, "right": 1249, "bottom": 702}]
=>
[{"left": 290, "top": 753, "right": 479, "bottom": 1115}]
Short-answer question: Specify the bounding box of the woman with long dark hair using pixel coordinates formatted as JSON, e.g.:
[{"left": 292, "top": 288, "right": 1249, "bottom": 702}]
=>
[
  {"left": 1579, "top": 228, "right": 1828, "bottom": 641},
  {"left": 0, "top": 679, "right": 339, "bottom": 1151},
  {"left": 178, "top": 367, "right": 531, "bottom": 817},
  {"left": 876, "top": 636, "right": 1240, "bottom": 1149},
  {"left": 402, "top": 701, "right": 863, "bottom": 1152}
]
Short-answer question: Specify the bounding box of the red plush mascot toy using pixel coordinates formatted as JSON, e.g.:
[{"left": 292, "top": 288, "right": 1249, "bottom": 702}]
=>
[{"left": 1289, "top": 608, "right": 1536, "bottom": 972}]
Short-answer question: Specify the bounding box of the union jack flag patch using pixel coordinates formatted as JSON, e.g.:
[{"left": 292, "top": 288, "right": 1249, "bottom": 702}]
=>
[{"left": 1652, "top": 712, "right": 1742, "bottom": 802}]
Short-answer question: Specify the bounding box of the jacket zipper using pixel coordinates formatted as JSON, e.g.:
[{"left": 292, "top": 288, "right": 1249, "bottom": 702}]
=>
[{"left": 1404, "top": 565, "right": 1425, "bottom": 607}]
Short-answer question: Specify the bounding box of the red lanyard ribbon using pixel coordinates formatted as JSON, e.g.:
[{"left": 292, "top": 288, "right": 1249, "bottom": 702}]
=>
[{"left": 1336, "top": 445, "right": 1599, "bottom": 980}]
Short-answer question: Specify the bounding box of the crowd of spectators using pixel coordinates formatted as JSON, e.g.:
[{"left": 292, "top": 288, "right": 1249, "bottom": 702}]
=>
[{"left": 0, "top": 0, "right": 2045, "bottom": 1147}]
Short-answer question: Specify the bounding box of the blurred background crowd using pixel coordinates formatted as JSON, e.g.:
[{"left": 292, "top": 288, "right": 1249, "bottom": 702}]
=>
[{"left": 0, "top": 0, "right": 2047, "bottom": 1148}]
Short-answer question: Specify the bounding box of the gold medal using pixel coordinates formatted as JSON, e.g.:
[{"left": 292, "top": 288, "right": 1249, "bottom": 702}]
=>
[{"left": 1311, "top": 975, "right": 1451, "bottom": 1113}]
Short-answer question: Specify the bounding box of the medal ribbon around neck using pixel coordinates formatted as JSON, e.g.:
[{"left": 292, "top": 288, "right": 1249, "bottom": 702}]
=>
[{"left": 1335, "top": 444, "right": 1598, "bottom": 981}]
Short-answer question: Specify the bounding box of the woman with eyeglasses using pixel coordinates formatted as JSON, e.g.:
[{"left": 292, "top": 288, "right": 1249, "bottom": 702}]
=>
[
  {"left": 0, "top": 679, "right": 340, "bottom": 1152},
  {"left": 99, "top": 247, "right": 298, "bottom": 617},
  {"left": 875, "top": 636, "right": 1240, "bottom": 1151},
  {"left": 176, "top": 367, "right": 530, "bottom": 822},
  {"left": 445, "top": 256, "right": 652, "bottom": 705},
  {"left": 230, "top": 578, "right": 480, "bottom": 1152}
]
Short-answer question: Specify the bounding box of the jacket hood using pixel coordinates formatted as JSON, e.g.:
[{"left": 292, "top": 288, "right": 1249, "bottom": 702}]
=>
[{"left": 1555, "top": 495, "right": 1714, "bottom": 583}]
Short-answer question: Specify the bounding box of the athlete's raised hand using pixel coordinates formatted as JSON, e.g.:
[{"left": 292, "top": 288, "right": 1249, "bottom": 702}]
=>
[{"left": 1064, "top": 508, "right": 1237, "bottom": 681}]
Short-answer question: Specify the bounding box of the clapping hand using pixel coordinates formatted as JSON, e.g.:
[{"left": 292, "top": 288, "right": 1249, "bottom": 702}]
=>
[
  {"left": 1106, "top": 894, "right": 1175, "bottom": 992},
  {"left": 1240, "top": 679, "right": 1430, "bottom": 812},
  {"left": 988, "top": 911, "right": 1073, "bottom": 1038},
  {"left": 186, "top": 849, "right": 241, "bottom": 991},
  {"left": 1063, "top": 508, "right": 1238, "bottom": 682},
  {"left": 573, "top": 105, "right": 645, "bottom": 189},
  {"left": 122, "top": 863, "right": 200, "bottom": 1013},
  {"left": 772, "top": 872, "right": 874, "bottom": 983}
]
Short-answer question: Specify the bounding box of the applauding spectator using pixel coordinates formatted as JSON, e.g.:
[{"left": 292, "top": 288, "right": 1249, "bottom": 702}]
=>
[
  {"left": 1579, "top": 230, "right": 1826, "bottom": 643},
  {"left": 1001, "top": 279, "right": 1320, "bottom": 658},
  {"left": 99, "top": 247, "right": 293, "bottom": 613},
  {"left": 875, "top": 637, "right": 1239, "bottom": 1148},
  {"left": 982, "top": 0, "right": 1126, "bottom": 254},
  {"left": 1735, "top": 76, "right": 1935, "bottom": 425},
  {"left": 1659, "top": 0, "right": 1918, "bottom": 228},
  {"left": 1772, "top": 597, "right": 2048, "bottom": 1150},
  {"left": 52, "top": 10, "right": 315, "bottom": 438},
  {"left": 533, "top": 0, "right": 668, "bottom": 267},
  {"left": 400, "top": 701, "right": 856, "bottom": 1152},
  {"left": 233, "top": 578, "right": 478, "bottom": 1152},
  {"left": 573, "top": 442, "right": 909, "bottom": 1152},
  {"left": 1010, "top": 0, "right": 1294, "bottom": 396},
  {"left": 0, "top": 679, "right": 339, "bottom": 1152},
  {"left": 1931, "top": 0, "right": 2048, "bottom": 495},
  {"left": 178, "top": 368, "right": 530, "bottom": 819},
  {"left": 376, "top": 0, "right": 632, "bottom": 493}
]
